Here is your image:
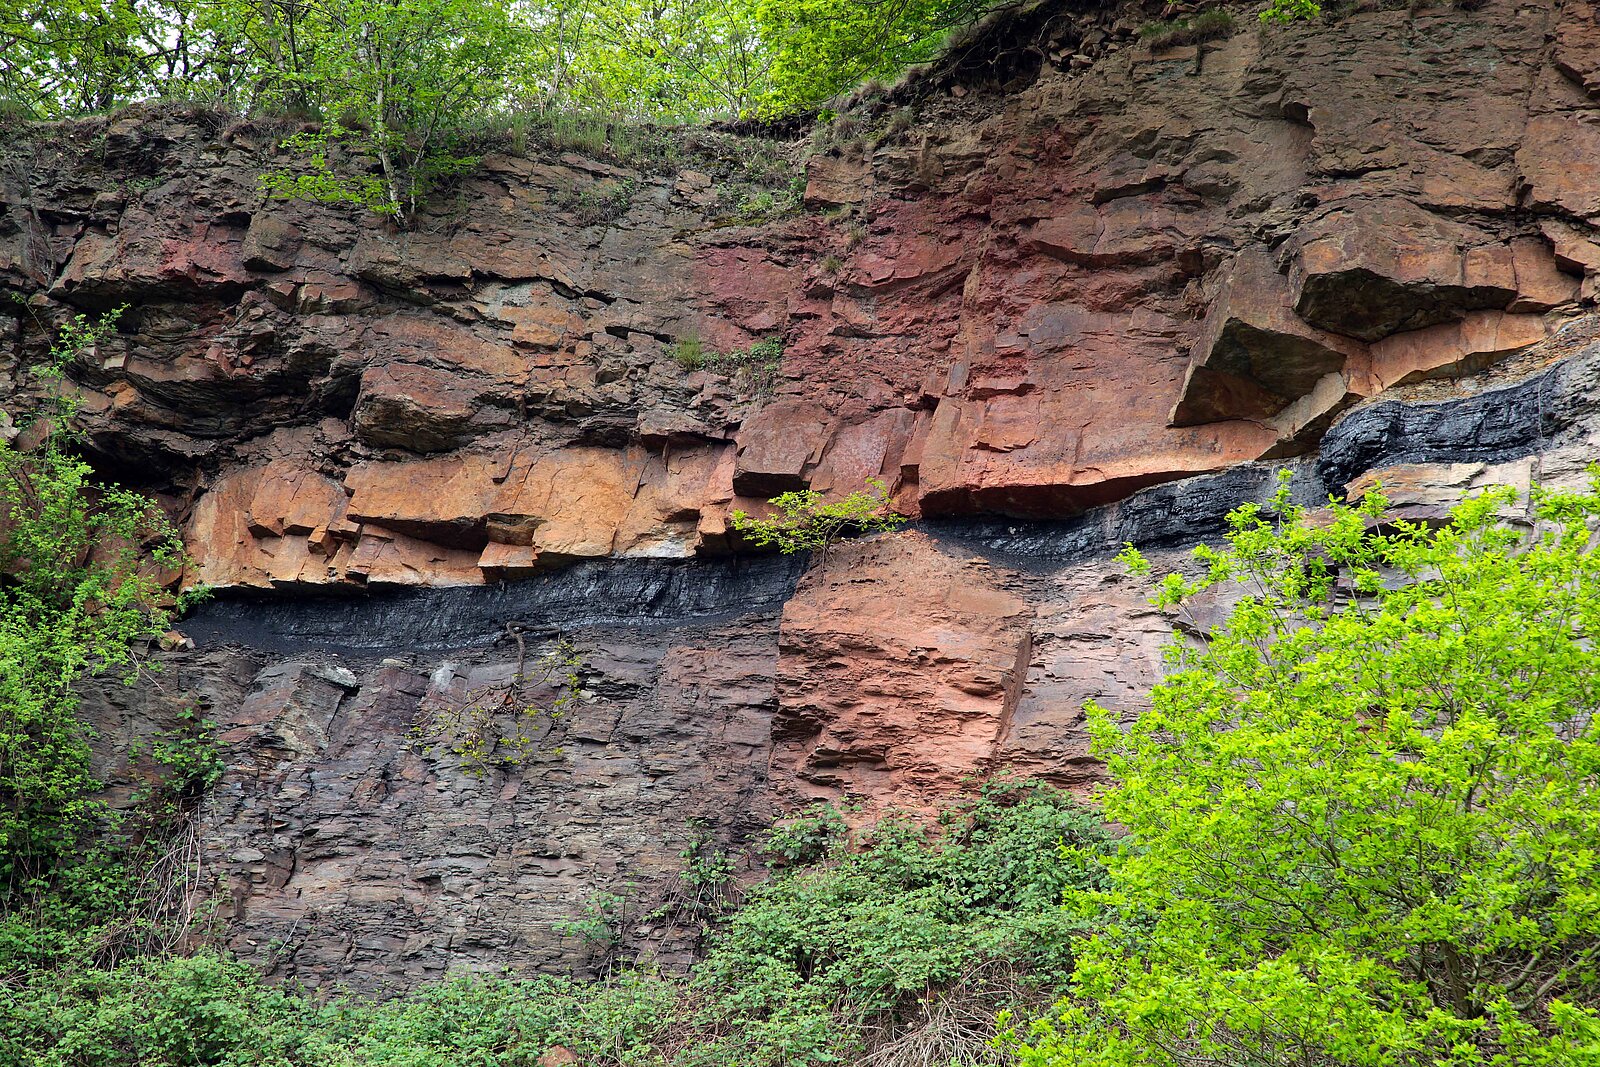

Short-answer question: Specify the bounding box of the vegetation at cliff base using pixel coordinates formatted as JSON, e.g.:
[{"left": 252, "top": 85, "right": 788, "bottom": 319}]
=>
[
  {"left": 7, "top": 297, "right": 1600, "bottom": 1066},
  {"left": 5, "top": 783, "right": 1118, "bottom": 1066},
  {"left": 3, "top": 319, "right": 1599, "bottom": 1065},
  {"left": 5, "top": 428, "right": 1600, "bottom": 1065}
]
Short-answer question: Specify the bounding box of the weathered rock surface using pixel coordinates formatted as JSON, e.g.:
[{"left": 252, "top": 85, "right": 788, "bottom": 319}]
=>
[
  {"left": 773, "top": 533, "right": 1034, "bottom": 809},
  {"left": 6, "top": 0, "right": 1597, "bottom": 590},
  {"left": 16, "top": 0, "right": 1600, "bottom": 995}
]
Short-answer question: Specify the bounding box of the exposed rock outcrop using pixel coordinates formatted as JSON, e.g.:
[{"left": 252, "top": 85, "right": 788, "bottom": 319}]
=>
[{"left": 12, "top": 0, "right": 1600, "bottom": 993}]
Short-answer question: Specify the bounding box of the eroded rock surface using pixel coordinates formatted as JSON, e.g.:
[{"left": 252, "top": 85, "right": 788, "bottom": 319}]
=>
[
  {"left": 5, "top": 0, "right": 1597, "bottom": 589},
  {"left": 15, "top": 0, "right": 1600, "bottom": 994}
]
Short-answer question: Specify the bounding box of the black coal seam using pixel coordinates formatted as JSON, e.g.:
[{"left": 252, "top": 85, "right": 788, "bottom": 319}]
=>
[
  {"left": 184, "top": 349, "right": 1585, "bottom": 654},
  {"left": 181, "top": 554, "right": 811, "bottom": 656},
  {"left": 1314, "top": 353, "right": 1580, "bottom": 492}
]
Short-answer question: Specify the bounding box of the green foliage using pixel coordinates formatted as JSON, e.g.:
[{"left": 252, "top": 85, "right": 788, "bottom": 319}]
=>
[
  {"left": 735, "top": 188, "right": 775, "bottom": 218},
  {"left": 649, "top": 818, "right": 740, "bottom": 939},
  {"left": 1012, "top": 474, "right": 1600, "bottom": 1066},
  {"left": 0, "top": 951, "right": 309, "bottom": 1067},
  {"left": 0, "top": 1, "right": 185, "bottom": 117},
  {"left": 1261, "top": 0, "right": 1324, "bottom": 22},
  {"left": 523, "top": 0, "right": 771, "bottom": 121},
  {"left": 672, "top": 335, "right": 784, "bottom": 398},
  {"left": 1139, "top": 9, "right": 1237, "bottom": 49},
  {"left": 762, "top": 801, "right": 849, "bottom": 866},
  {"left": 686, "top": 782, "right": 1115, "bottom": 1065},
  {"left": 6, "top": 0, "right": 1001, "bottom": 126},
  {"left": 0, "top": 310, "right": 217, "bottom": 971},
  {"left": 2, "top": 951, "right": 681, "bottom": 1067},
  {"left": 551, "top": 890, "right": 630, "bottom": 952},
  {"left": 257, "top": 126, "right": 396, "bottom": 214},
  {"left": 752, "top": 0, "right": 991, "bottom": 115},
  {"left": 1, "top": 311, "right": 176, "bottom": 892},
  {"left": 254, "top": 0, "right": 531, "bottom": 222},
  {"left": 679, "top": 820, "right": 736, "bottom": 894},
  {"left": 730, "top": 477, "right": 905, "bottom": 555},
  {"left": 7, "top": 783, "right": 1114, "bottom": 1067},
  {"left": 558, "top": 175, "right": 640, "bottom": 226}
]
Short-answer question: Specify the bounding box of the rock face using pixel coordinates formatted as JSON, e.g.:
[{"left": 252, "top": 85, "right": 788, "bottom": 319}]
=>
[{"left": 11, "top": 0, "right": 1600, "bottom": 993}]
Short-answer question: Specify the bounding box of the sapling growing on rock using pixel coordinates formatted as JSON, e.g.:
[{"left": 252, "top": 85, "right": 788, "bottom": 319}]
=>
[{"left": 730, "top": 477, "right": 905, "bottom": 560}]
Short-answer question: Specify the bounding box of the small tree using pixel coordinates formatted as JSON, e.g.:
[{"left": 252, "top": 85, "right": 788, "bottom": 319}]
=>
[
  {"left": 1014, "top": 474, "right": 1600, "bottom": 1066},
  {"left": 410, "top": 637, "right": 584, "bottom": 776},
  {"left": 258, "top": 0, "right": 531, "bottom": 222},
  {"left": 752, "top": 0, "right": 988, "bottom": 116},
  {"left": 729, "top": 477, "right": 904, "bottom": 558}
]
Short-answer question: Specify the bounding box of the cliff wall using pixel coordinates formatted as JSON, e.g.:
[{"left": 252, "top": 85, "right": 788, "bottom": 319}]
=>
[{"left": 6, "top": 0, "right": 1600, "bottom": 992}]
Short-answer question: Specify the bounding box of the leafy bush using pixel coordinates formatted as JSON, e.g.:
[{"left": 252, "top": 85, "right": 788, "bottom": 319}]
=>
[
  {"left": 730, "top": 477, "right": 905, "bottom": 555},
  {"left": 1262, "top": 0, "right": 1325, "bottom": 22},
  {"left": 697, "top": 784, "right": 1113, "bottom": 1029},
  {"left": 762, "top": 801, "right": 849, "bottom": 866},
  {"left": 1012, "top": 475, "right": 1600, "bottom": 1066},
  {"left": 2, "top": 951, "right": 681, "bottom": 1067},
  {"left": 255, "top": 0, "right": 532, "bottom": 222},
  {"left": 0, "top": 952, "right": 310, "bottom": 1067},
  {"left": 0, "top": 310, "right": 216, "bottom": 971},
  {"left": 7, "top": 783, "right": 1114, "bottom": 1067}
]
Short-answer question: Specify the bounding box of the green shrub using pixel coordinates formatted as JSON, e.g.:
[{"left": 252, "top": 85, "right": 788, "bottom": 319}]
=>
[
  {"left": 730, "top": 476, "right": 904, "bottom": 555},
  {"left": 762, "top": 801, "right": 849, "bottom": 866},
  {"left": 2, "top": 953, "right": 681, "bottom": 1067},
  {"left": 1138, "top": 9, "right": 1236, "bottom": 49},
  {"left": 1261, "top": 0, "right": 1324, "bottom": 21},
  {"left": 7, "top": 784, "right": 1114, "bottom": 1067},
  {"left": 688, "top": 783, "right": 1116, "bottom": 1064},
  {"left": 735, "top": 187, "right": 776, "bottom": 219},
  {"left": 0, "top": 953, "right": 310, "bottom": 1067},
  {"left": 0, "top": 309, "right": 215, "bottom": 972},
  {"left": 1013, "top": 474, "right": 1600, "bottom": 1066}
]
